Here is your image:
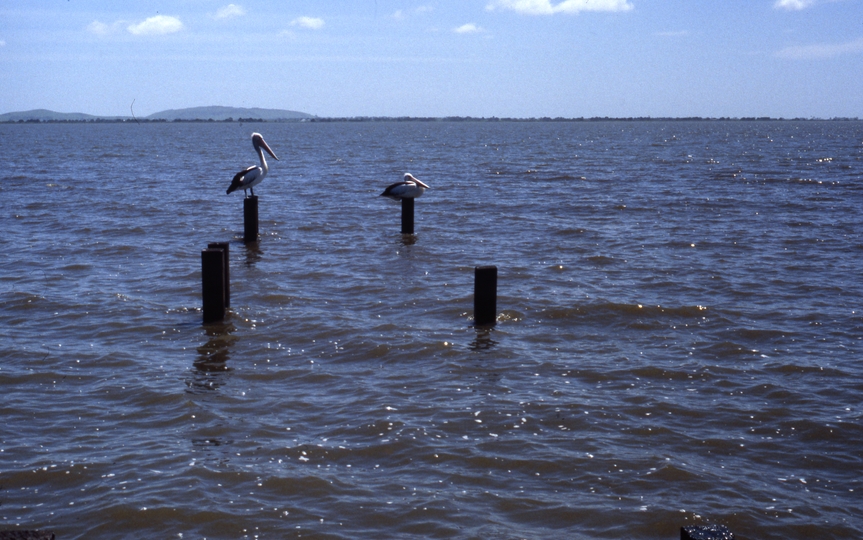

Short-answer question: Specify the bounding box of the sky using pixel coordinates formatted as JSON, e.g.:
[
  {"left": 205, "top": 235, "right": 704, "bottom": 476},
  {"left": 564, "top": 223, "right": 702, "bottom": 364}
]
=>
[{"left": 1, "top": 0, "right": 862, "bottom": 118}]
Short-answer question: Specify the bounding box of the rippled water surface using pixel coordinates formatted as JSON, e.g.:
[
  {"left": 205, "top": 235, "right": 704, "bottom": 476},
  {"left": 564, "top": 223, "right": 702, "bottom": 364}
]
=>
[{"left": 1, "top": 120, "right": 862, "bottom": 539}]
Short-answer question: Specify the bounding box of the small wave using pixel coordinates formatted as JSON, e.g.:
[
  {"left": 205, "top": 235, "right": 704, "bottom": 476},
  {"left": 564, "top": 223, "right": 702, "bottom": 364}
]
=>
[
  {"left": 545, "top": 174, "right": 587, "bottom": 181},
  {"left": 555, "top": 227, "right": 587, "bottom": 236},
  {"left": 261, "top": 293, "right": 296, "bottom": 304},
  {"left": 165, "top": 306, "right": 200, "bottom": 314},
  {"left": 764, "top": 362, "right": 845, "bottom": 376},
  {"left": 699, "top": 340, "right": 760, "bottom": 359},
  {"left": 630, "top": 366, "right": 696, "bottom": 381},
  {"left": 538, "top": 302, "right": 709, "bottom": 328},
  {"left": 732, "top": 327, "right": 789, "bottom": 341},
  {"left": 497, "top": 309, "right": 524, "bottom": 323},
  {"left": 60, "top": 263, "right": 92, "bottom": 272},
  {"left": 645, "top": 463, "right": 701, "bottom": 483},
  {"left": 784, "top": 418, "right": 861, "bottom": 444},
  {"left": 586, "top": 255, "right": 617, "bottom": 266},
  {"left": 1, "top": 292, "right": 55, "bottom": 312}
]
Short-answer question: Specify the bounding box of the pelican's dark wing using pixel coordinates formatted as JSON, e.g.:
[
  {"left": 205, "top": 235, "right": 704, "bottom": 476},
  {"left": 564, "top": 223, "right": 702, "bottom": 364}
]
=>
[
  {"left": 226, "top": 166, "right": 260, "bottom": 194},
  {"left": 380, "top": 181, "right": 410, "bottom": 199}
]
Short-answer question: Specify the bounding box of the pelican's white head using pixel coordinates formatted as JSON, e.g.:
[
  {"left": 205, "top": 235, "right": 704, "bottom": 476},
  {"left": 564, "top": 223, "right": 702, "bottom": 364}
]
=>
[{"left": 251, "top": 133, "right": 279, "bottom": 161}]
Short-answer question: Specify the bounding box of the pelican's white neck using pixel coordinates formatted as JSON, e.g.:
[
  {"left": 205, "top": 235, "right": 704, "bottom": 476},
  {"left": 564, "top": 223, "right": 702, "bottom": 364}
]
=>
[{"left": 257, "top": 146, "right": 269, "bottom": 172}]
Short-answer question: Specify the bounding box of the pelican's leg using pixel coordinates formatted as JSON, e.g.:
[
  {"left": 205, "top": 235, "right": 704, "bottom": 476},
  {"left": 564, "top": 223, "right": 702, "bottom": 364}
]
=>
[{"left": 250, "top": 187, "right": 255, "bottom": 197}]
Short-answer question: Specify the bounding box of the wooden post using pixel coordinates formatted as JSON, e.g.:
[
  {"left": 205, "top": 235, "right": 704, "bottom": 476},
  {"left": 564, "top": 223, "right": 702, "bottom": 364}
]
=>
[
  {"left": 244, "top": 195, "right": 259, "bottom": 243},
  {"left": 202, "top": 248, "right": 226, "bottom": 323},
  {"left": 207, "top": 242, "right": 230, "bottom": 308},
  {"left": 474, "top": 265, "right": 497, "bottom": 326},
  {"left": 401, "top": 197, "right": 414, "bottom": 234}
]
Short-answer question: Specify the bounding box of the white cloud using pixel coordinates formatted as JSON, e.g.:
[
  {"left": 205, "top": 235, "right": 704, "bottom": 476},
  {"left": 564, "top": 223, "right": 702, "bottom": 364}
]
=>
[
  {"left": 454, "top": 23, "right": 483, "bottom": 34},
  {"left": 87, "top": 20, "right": 132, "bottom": 35},
  {"left": 774, "top": 0, "right": 817, "bottom": 10},
  {"left": 487, "top": 0, "right": 633, "bottom": 15},
  {"left": 393, "top": 6, "right": 434, "bottom": 20},
  {"left": 87, "top": 21, "right": 111, "bottom": 35},
  {"left": 127, "top": 15, "right": 183, "bottom": 35},
  {"left": 775, "top": 37, "right": 863, "bottom": 59},
  {"left": 291, "top": 16, "right": 325, "bottom": 30},
  {"left": 215, "top": 4, "right": 246, "bottom": 19}
]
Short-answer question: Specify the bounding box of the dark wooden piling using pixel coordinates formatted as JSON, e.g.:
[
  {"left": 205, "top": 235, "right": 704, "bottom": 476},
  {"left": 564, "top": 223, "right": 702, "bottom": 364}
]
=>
[
  {"left": 207, "top": 242, "right": 230, "bottom": 308},
  {"left": 244, "top": 195, "right": 259, "bottom": 243},
  {"left": 474, "top": 265, "right": 498, "bottom": 326},
  {"left": 681, "top": 525, "right": 734, "bottom": 540},
  {"left": 202, "top": 248, "right": 226, "bottom": 323},
  {"left": 401, "top": 197, "right": 415, "bottom": 234}
]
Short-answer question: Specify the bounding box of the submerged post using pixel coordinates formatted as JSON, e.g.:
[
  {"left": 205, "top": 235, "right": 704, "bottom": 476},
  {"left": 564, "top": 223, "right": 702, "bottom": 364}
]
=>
[
  {"left": 207, "top": 242, "right": 230, "bottom": 308},
  {"left": 401, "top": 197, "right": 415, "bottom": 234},
  {"left": 474, "top": 265, "right": 498, "bottom": 326},
  {"left": 244, "top": 196, "right": 259, "bottom": 243},
  {"left": 202, "top": 248, "right": 226, "bottom": 323}
]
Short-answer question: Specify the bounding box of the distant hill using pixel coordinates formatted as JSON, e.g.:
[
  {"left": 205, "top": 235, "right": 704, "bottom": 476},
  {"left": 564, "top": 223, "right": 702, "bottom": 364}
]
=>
[
  {"left": 0, "top": 109, "right": 124, "bottom": 122},
  {"left": 145, "top": 106, "right": 315, "bottom": 121},
  {"left": 0, "top": 106, "right": 315, "bottom": 122}
]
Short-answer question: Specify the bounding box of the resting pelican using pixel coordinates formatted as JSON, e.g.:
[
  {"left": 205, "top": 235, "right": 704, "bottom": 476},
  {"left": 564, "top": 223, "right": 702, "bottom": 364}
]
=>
[
  {"left": 380, "top": 173, "right": 430, "bottom": 200},
  {"left": 226, "top": 133, "right": 279, "bottom": 197}
]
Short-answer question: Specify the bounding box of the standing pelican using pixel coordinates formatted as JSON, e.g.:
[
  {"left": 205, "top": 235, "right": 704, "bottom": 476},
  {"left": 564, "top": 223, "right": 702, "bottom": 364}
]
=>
[
  {"left": 380, "top": 173, "right": 430, "bottom": 200},
  {"left": 226, "top": 133, "right": 279, "bottom": 197}
]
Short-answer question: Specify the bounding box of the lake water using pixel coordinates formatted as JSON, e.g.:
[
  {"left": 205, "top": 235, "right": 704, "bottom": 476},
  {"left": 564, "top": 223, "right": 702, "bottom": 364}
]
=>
[{"left": 1, "top": 120, "right": 862, "bottom": 539}]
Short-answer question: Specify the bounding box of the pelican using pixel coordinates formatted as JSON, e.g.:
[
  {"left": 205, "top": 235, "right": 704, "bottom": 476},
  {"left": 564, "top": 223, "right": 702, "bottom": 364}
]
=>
[
  {"left": 380, "top": 173, "right": 430, "bottom": 200},
  {"left": 226, "top": 133, "right": 279, "bottom": 197}
]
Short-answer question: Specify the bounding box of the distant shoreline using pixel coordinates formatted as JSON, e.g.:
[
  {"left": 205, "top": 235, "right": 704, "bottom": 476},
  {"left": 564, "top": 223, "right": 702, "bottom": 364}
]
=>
[
  {"left": 2, "top": 116, "right": 860, "bottom": 124},
  {"left": 3, "top": 105, "right": 859, "bottom": 123}
]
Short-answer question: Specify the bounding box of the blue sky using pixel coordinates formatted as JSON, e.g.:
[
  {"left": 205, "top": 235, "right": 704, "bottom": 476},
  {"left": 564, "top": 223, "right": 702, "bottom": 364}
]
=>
[{"left": 1, "top": 1, "right": 861, "bottom": 118}]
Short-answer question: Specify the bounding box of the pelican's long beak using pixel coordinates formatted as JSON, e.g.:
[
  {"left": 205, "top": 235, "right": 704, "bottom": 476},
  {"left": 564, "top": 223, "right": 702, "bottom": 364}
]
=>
[
  {"left": 253, "top": 133, "right": 279, "bottom": 160},
  {"left": 260, "top": 138, "right": 279, "bottom": 161},
  {"left": 405, "top": 173, "right": 430, "bottom": 189}
]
